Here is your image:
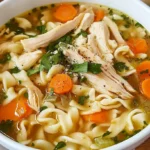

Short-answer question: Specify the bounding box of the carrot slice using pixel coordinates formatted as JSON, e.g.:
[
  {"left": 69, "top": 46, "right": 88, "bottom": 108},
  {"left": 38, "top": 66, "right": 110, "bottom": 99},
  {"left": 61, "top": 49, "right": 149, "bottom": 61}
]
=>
[
  {"left": 49, "top": 74, "right": 73, "bottom": 94},
  {"left": 94, "top": 10, "right": 105, "bottom": 22},
  {"left": 141, "top": 78, "right": 150, "bottom": 99},
  {"left": 136, "top": 61, "right": 150, "bottom": 81},
  {"left": 53, "top": 4, "right": 77, "bottom": 22},
  {"left": 82, "top": 111, "right": 110, "bottom": 123},
  {"left": 0, "top": 96, "right": 33, "bottom": 121},
  {"left": 127, "top": 38, "right": 148, "bottom": 54}
]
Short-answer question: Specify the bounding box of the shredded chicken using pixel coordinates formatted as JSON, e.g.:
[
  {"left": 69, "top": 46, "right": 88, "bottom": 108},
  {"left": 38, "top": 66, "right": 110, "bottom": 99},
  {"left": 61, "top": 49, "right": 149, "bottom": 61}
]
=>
[
  {"left": 21, "top": 13, "right": 85, "bottom": 52},
  {"left": 78, "top": 46, "right": 136, "bottom": 94},
  {"left": 11, "top": 50, "right": 43, "bottom": 70},
  {"left": 13, "top": 70, "right": 43, "bottom": 111},
  {"left": 74, "top": 11, "right": 94, "bottom": 35},
  {"left": 103, "top": 16, "right": 126, "bottom": 45},
  {"left": 89, "top": 21, "right": 113, "bottom": 62},
  {"left": 62, "top": 44, "right": 135, "bottom": 99}
]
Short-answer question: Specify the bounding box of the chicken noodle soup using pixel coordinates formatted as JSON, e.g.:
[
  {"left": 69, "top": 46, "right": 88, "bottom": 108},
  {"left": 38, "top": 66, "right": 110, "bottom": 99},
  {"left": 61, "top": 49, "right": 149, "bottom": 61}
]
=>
[{"left": 0, "top": 2, "right": 150, "bottom": 150}]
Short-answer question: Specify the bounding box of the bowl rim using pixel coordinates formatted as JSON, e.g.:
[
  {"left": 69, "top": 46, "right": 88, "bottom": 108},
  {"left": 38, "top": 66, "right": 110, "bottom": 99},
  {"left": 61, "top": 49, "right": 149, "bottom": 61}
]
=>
[{"left": 0, "top": 0, "right": 150, "bottom": 150}]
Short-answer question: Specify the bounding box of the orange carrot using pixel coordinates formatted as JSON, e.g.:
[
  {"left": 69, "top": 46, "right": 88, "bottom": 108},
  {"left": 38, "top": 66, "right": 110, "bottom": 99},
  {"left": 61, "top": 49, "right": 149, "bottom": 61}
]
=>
[
  {"left": 82, "top": 111, "right": 110, "bottom": 123},
  {"left": 94, "top": 9, "right": 105, "bottom": 22},
  {"left": 53, "top": 4, "right": 77, "bottom": 22},
  {"left": 127, "top": 38, "right": 148, "bottom": 54},
  {"left": 141, "top": 78, "right": 150, "bottom": 99},
  {"left": 0, "top": 96, "right": 33, "bottom": 121},
  {"left": 49, "top": 74, "right": 73, "bottom": 94},
  {"left": 136, "top": 61, "right": 150, "bottom": 81}
]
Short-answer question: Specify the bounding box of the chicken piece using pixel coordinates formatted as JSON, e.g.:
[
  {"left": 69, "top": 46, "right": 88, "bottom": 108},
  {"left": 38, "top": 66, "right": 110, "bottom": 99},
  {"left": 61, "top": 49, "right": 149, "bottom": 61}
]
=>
[
  {"left": 103, "top": 16, "right": 126, "bottom": 45},
  {"left": 11, "top": 50, "right": 43, "bottom": 70},
  {"left": 74, "top": 12, "right": 94, "bottom": 35},
  {"left": 87, "top": 34, "right": 102, "bottom": 57},
  {"left": 21, "top": 13, "right": 85, "bottom": 52},
  {"left": 62, "top": 44, "right": 135, "bottom": 99},
  {"left": 89, "top": 22, "right": 113, "bottom": 63},
  {"left": 87, "top": 36, "right": 136, "bottom": 93},
  {"left": 13, "top": 70, "right": 43, "bottom": 111},
  {"left": 78, "top": 46, "right": 135, "bottom": 99}
]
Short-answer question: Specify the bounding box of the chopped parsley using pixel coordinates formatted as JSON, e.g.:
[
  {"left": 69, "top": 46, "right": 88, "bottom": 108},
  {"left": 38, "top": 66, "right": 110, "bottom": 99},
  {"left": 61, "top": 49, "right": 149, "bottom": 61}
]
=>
[
  {"left": 54, "top": 141, "right": 66, "bottom": 150},
  {"left": 5, "top": 19, "right": 24, "bottom": 34},
  {"left": 121, "top": 14, "right": 132, "bottom": 28},
  {"left": 140, "top": 69, "right": 149, "bottom": 75},
  {"left": 40, "top": 51, "right": 64, "bottom": 70},
  {"left": 78, "top": 95, "right": 89, "bottom": 105},
  {"left": 46, "top": 32, "right": 73, "bottom": 52},
  {"left": 9, "top": 67, "right": 20, "bottom": 74},
  {"left": 114, "top": 62, "right": 129, "bottom": 72},
  {"left": 88, "top": 63, "right": 102, "bottom": 74},
  {"left": 0, "top": 91, "right": 7, "bottom": 104},
  {"left": 71, "top": 62, "right": 102, "bottom": 74},
  {"left": 49, "top": 88, "right": 54, "bottom": 96},
  {"left": 76, "top": 29, "right": 88, "bottom": 38},
  {"left": 135, "top": 22, "right": 143, "bottom": 28},
  {"left": 27, "top": 67, "right": 40, "bottom": 76},
  {"left": 18, "top": 80, "right": 22, "bottom": 84},
  {"left": 0, "top": 120, "right": 13, "bottom": 134},
  {"left": 0, "top": 53, "right": 11, "bottom": 64},
  {"left": 79, "top": 76, "right": 87, "bottom": 83},
  {"left": 37, "top": 23, "right": 47, "bottom": 34},
  {"left": 40, "top": 106, "right": 48, "bottom": 112},
  {"left": 24, "top": 92, "right": 28, "bottom": 98},
  {"left": 102, "top": 131, "right": 111, "bottom": 137},
  {"left": 144, "top": 121, "right": 148, "bottom": 126},
  {"left": 71, "top": 62, "right": 88, "bottom": 73},
  {"left": 108, "top": 8, "right": 113, "bottom": 15}
]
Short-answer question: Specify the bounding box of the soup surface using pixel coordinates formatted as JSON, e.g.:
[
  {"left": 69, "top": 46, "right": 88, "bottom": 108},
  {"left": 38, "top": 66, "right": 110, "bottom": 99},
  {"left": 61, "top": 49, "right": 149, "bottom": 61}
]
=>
[{"left": 0, "top": 2, "right": 150, "bottom": 150}]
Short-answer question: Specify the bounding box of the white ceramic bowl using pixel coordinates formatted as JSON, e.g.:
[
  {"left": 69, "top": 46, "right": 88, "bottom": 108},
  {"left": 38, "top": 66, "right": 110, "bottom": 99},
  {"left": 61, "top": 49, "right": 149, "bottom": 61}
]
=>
[{"left": 0, "top": 0, "right": 150, "bottom": 150}]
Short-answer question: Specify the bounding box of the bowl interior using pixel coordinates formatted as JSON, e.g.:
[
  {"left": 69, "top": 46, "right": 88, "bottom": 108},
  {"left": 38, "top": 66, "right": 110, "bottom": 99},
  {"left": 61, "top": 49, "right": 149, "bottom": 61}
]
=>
[{"left": 0, "top": 0, "right": 150, "bottom": 150}]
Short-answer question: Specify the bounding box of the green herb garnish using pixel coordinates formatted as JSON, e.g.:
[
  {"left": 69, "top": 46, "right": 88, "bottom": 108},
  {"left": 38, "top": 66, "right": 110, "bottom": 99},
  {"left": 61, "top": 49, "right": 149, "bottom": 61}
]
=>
[
  {"left": 40, "top": 106, "right": 48, "bottom": 112},
  {"left": 9, "top": 67, "right": 20, "bottom": 74},
  {"left": 5, "top": 19, "right": 24, "bottom": 34},
  {"left": 76, "top": 29, "right": 88, "bottom": 38},
  {"left": 71, "top": 62, "right": 88, "bottom": 73},
  {"left": 78, "top": 95, "right": 89, "bottom": 105},
  {"left": 37, "top": 23, "right": 47, "bottom": 34},
  {"left": 102, "top": 131, "right": 111, "bottom": 137},
  {"left": 27, "top": 67, "right": 40, "bottom": 76},
  {"left": 135, "top": 22, "right": 143, "bottom": 28},
  {"left": 18, "top": 80, "right": 22, "bottom": 84},
  {"left": 0, "top": 53, "right": 11, "bottom": 64},
  {"left": 0, "top": 91, "right": 7, "bottom": 104},
  {"left": 24, "top": 92, "right": 28, "bottom": 98},
  {"left": 144, "top": 121, "right": 148, "bottom": 126},
  {"left": 79, "top": 76, "right": 87, "bottom": 83},
  {"left": 40, "top": 51, "right": 64, "bottom": 70},
  {"left": 49, "top": 88, "right": 54, "bottom": 96},
  {"left": 114, "top": 62, "right": 129, "bottom": 72},
  {"left": 54, "top": 141, "right": 66, "bottom": 150},
  {"left": 0, "top": 120, "right": 13, "bottom": 134},
  {"left": 88, "top": 63, "right": 102, "bottom": 74},
  {"left": 71, "top": 62, "right": 102, "bottom": 74},
  {"left": 140, "top": 69, "right": 149, "bottom": 75}
]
